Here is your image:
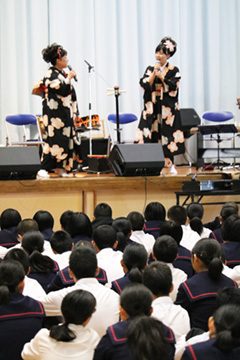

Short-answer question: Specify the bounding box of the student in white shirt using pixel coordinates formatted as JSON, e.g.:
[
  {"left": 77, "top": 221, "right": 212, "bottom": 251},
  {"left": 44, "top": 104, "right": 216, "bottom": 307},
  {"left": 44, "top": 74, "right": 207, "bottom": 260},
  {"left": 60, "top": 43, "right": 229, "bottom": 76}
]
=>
[
  {"left": 22, "top": 289, "right": 100, "bottom": 360},
  {"left": 143, "top": 261, "right": 190, "bottom": 342},
  {"left": 47, "top": 230, "right": 73, "bottom": 270},
  {"left": 92, "top": 225, "right": 124, "bottom": 285},
  {"left": 186, "top": 202, "right": 212, "bottom": 239},
  {"left": 167, "top": 205, "right": 200, "bottom": 251},
  {"left": 127, "top": 211, "right": 155, "bottom": 256},
  {"left": 152, "top": 235, "right": 187, "bottom": 301},
  {"left": 39, "top": 243, "right": 120, "bottom": 337}
]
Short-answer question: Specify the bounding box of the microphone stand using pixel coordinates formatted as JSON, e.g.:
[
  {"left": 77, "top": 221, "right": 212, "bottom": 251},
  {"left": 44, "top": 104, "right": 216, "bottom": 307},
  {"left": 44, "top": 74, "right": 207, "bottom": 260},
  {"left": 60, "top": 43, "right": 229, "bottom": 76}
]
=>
[{"left": 84, "top": 60, "right": 94, "bottom": 155}]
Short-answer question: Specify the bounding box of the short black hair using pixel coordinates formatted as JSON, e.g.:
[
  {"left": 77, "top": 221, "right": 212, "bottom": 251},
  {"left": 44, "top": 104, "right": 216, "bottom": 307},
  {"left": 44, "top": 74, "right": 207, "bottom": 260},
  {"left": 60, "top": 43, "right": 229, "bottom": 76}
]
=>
[
  {"left": 167, "top": 205, "right": 187, "bottom": 225},
  {"left": 94, "top": 203, "right": 112, "bottom": 218},
  {"left": 153, "top": 235, "right": 178, "bottom": 263},
  {"left": 17, "top": 219, "right": 39, "bottom": 236},
  {"left": 50, "top": 230, "right": 72, "bottom": 254},
  {"left": 93, "top": 225, "right": 117, "bottom": 250},
  {"left": 0, "top": 208, "right": 21, "bottom": 229},
  {"left": 69, "top": 246, "right": 97, "bottom": 279},
  {"left": 159, "top": 220, "right": 183, "bottom": 245},
  {"left": 60, "top": 210, "right": 74, "bottom": 230},
  {"left": 65, "top": 212, "right": 92, "bottom": 239},
  {"left": 127, "top": 211, "right": 144, "bottom": 231},
  {"left": 33, "top": 210, "right": 54, "bottom": 231},
  {"left": 4, "top": 248, "right": 30, "bottom": 275},
  {"left": 120, "top": 283, "right": 153, "bottom": 317},
  {"left": 144, "top": 202, "right": 166, "bottom": 221},
  {"left": 143, "top": 261, "right": 172, "bottom": 296}
]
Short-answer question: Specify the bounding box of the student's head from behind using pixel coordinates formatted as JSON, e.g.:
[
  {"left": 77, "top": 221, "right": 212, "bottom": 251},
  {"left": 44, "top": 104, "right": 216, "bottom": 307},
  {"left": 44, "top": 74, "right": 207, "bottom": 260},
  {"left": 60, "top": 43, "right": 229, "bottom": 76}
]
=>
[
  {"left": 0, "top": 208, "right": 21, "bottom": 229},
  {"left": 159, "top": 220, "right": 183, "bottom": 245},
  {"left": 50, "top": 230, "right": 73, "bottom": 254},
  {"left": 65, "top": 212, "right": 92, "bottom": 239},
  {"left": 60, "top": 210, "right": 74, "bottom": 231},
  {"left": 127, "top": 211, "right": 144, "bottom": 231},
  {"left": 50, "top": 289, "right": 96, "bottom": 342},
  {"left": 122, "top": 243, "right": 148, "bottom": 283},
  {"left": 0, "top": 260, "right": 25, "bottom": 303},
  {"left": 144, "top": 202, "right": 166, "bottom": 222},
  {"left": 187, "top": 202, "right": 204, "bottom": 220},
  {"left": 120, "top": 283, "right": 153, "bottom": 320},
  {"left": 17, "top": 219, "right": 39, "bottom": 239},
  {"left": 69, "top": 245, "right": 97, "bottom": 280},
  {"left": 143, "top": 261, "right": 173, "bottom": 297},
  {"left": 92, "top": 225, "right": 117, "bottom": 251},
  {"left": 112, "top": 217, "right": 132, "bottom": 252},
  {"left": 93, "top": 203, "right": 112, "bottom": 219},
  {"left": 216, "top": 287, "right": 240, "bottom": 309},
  {"left": 220, "top": 214, "right": 240, "bottom": 243},
  {"left": 33, "top": 210, "right": 54, "bottom": 231},
  {"left": 208, "top": 304, "right": 240, "bottom": 353},
  {"left": 191, "top": 238, "right": 223, "bottom": 280},
  {"left": 220, "top": 203, "right": 239, "bottom": 222},
  {"left": 4, "top": 248, "right": 30, "bottom": 275},
  {"left": 21, "top": 230, "right": 44, "bottom": 255},
  {"left": 153, "top": 235, "right": 178, "bottom": 263},
  {"left": 167, "top": 205, "right": 187, "bottom": 225}
]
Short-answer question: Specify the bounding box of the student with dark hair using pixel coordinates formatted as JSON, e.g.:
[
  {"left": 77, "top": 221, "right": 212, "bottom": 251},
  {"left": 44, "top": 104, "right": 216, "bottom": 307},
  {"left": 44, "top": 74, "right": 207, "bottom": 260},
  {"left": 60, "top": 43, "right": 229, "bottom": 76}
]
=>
[
  {"left": 0, "top": 260, "right": 45, "bottom": 359},
  {"left": 65, "top": 212, "right": 93, "bottom": 244},
  {"left": 22, "top": 289, "right": 100, "bottom": 360},
  {"left": 127, "top": 211, "right": 155, "bottom": 255},
  {"left": 17, "top": 218, "right": 39, "bottom": 238},
  {"left": 47, "top": 240, "right": 108, "bottom": 293},
  {"left": 59, "top": 210, "right": 74, "bottom": 230},
  {"left": 186, "top": 202, "right": 211, "bottom": 238},
  {"left": 4, "top": 248, "right": 46, "bottom": 299},
  {"left": 143, "top": 261, "right": 190, "bottom": 342},
  {"left": 112, "top": 217, "right": 133, "bottom": 251},
  {"left": 111, "top": 243, "right": 148, "bottom": 294},
  {"left": 220, "top": 214, "right": 240, "bottom": 268},
  {"left": 39, "top": 245, "right": 119, "bottom": 337},
  {"left": 0, "top": 208, "right": 22, "bottom": 248},
  {"left": 167, "top": 205, "right": 200, "bottom": 251},
  {"left": 181, "top": 304, "right": 240, "bottom": 359},
  {"left": 209, "top": 202, "right": 239, "bottom": 244},
  {"left": 33, "top": 210, "right": 54, "bottom": 241},
  {"left": 92, "top": 203, "right": 113, "bottom": 231},
  {"left": 159, "top": 220, "right": 194, "bottom": 278},
  {"left": 49, "top": 230, "right": 73, "bottom": 270},
  {"left": 143, "top": 201, "right": 166, "bottom": 239},
  {"left": 175, "top": 238, "right": 238, "bottom": 331},
  {"left": 21, "top": 231, "right": 59, "bottom": 292},
  {"left": 153, "top": 235, "right": 187, "bottom": 301},
  {"left": 92, "top": 225, "right": 124, "bottom": 284},
  {"left": 93, "top": 283, "right": 176, "bottom": 360}
]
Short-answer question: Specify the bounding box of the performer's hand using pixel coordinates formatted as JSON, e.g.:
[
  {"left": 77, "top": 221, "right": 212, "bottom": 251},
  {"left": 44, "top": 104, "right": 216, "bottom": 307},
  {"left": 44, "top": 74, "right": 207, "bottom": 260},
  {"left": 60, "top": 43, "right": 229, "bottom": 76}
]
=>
[{"left": 68, "top": 70, "right": 77, "bottom": 81}]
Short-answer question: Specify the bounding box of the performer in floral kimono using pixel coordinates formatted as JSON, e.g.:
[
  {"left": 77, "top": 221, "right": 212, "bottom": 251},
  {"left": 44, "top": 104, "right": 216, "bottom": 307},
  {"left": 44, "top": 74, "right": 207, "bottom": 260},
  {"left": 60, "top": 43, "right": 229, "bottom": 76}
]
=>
[
  {"left": 38, "top": 43, "right": 80, "bottom": 178},
  {"left": 135, "top": 37, "right": 185, "bottom": 174}
]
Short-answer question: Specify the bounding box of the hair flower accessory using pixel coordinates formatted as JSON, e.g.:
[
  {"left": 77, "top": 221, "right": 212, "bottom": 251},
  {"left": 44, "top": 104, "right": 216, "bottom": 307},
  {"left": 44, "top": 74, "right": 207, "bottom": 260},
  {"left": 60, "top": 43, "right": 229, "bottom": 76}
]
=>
[{"left": 164, "top": 40, "right": 175, "bottom": 52}]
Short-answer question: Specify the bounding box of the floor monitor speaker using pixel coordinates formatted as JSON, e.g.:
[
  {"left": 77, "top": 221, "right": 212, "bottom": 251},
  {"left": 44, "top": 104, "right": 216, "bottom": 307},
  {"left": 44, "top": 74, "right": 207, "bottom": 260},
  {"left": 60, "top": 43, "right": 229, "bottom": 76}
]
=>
[
  {"left": 180, "top": 108, "right": 201, "bottom": 138},
  {"left": 0, "top": 146, "right": 41, "bottom": 180},
  {"left": 108, "top": 143, "right": 165, "bottom": 176}
]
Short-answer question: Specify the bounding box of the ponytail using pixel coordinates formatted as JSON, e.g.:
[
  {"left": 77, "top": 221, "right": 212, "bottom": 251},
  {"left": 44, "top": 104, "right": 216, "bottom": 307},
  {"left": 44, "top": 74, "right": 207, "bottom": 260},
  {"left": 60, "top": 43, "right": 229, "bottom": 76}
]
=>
[
  {"left": 29, "top": 251, "right": 54, "bottom": 273},
  {"left": 127, "top": 316, "right": 167, "bottom": 360},
  {"left": 190, "top": 217, "right": 203, "bottom": 236},
  {"left": 50, "top": 323, "right": 76, "bottom": 342}
]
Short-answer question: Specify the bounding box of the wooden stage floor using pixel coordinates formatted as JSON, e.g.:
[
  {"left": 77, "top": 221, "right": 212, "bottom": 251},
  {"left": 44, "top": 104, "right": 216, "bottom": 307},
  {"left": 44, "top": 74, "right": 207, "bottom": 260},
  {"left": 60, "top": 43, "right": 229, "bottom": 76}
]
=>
[{"left": 1, "top": 165, "right": 240, "bottom": 230}]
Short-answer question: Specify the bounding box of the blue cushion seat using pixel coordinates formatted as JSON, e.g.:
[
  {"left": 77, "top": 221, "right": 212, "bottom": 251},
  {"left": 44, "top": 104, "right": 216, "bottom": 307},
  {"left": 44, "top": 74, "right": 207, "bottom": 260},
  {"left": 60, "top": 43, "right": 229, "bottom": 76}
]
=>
[
  {"left": 108, "top": 113, "right": 138, "bottom": 124},
  {"left": 6, "top": 114, "right": 37, "bottom": 126},
  {"left": 202, "top": 111, "right": 234, "bottom": 122}
]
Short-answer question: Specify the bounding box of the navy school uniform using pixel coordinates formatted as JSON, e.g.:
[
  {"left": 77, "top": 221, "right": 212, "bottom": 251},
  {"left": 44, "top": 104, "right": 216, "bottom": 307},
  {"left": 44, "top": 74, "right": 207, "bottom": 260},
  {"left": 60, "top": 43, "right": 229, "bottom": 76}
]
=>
[
  {"left": 41, "top": 228, "right": 54, "bottom": 241},
  {"left": 173, "top": 245, "right": 194, "bottom": 278},
  {"left": 111, "top": 273, "right": 131, "bottom": 295},
  {"left": 221, "top": 242, "right": 240, "bottom": 268},
  {"left": 28, "top": 259, "right": 59, "bottom": 292},
  {"left": 209, "top": 228, "right": 223, "bottom": 244},
  {"left": 92, "top": 216, "right": 113, "bottom": 231},
  {"left": 93, "top": 318, "right": 175, "bottom": 360},
  {"left": 0, "top": 226, "right": 20, "bottom": 248},
  {"left": 46, "top": 265, "right": 108, "bottom": 293},
  {"left": 181, "top": 338, "right": 240, "bottom": 360},
  {"left": 72, "top": 234, "right": 92, "bottom": 245},
  {"left": 143, "top": 220, "right": 164, "bottom": 239},
  {"left": 0, "top": 292, "right": 45, "bottom": 360},
  {"left": 175, "top": 271, "right": 237, "bottom": 331}
]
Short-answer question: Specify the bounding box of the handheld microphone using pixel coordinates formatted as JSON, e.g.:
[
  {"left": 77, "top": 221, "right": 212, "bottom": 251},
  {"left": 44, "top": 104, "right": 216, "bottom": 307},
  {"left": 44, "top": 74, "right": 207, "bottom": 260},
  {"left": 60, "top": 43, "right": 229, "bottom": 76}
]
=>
[{"left": 67, "top": 65, "right": 78, "bottom": 82}]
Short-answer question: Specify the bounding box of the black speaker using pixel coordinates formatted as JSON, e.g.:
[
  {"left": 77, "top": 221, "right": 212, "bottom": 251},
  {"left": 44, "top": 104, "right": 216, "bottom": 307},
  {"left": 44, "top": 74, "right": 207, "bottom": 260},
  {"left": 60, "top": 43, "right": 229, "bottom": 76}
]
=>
[
  {"left": 0, "top": 146, "right": 41, "bottom": 180},
  {"left": 180, "top": 108, "right": 201, "bottom": 138},
  {"left": 108, "top": 144, "right": 165, "bottom": 176}
]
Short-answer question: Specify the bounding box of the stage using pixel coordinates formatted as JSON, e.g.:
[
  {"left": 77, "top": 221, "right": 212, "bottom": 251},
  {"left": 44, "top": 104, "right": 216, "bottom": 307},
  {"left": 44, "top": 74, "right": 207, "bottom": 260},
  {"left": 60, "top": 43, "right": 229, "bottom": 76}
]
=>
[{"left": 1, "top": 165, "right": 240, "bottom": 230}]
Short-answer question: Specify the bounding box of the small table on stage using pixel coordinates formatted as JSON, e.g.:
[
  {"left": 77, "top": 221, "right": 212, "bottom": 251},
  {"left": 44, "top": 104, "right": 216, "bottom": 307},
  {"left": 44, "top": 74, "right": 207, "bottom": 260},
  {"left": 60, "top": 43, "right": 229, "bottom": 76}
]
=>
[{"left": 175, "top": 189, "right": 240, "bottom": 206}]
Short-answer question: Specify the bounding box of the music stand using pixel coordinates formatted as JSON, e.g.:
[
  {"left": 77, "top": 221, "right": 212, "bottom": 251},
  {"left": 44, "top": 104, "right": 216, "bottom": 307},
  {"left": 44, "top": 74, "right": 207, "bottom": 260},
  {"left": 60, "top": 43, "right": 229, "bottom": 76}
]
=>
[{"left": 198, "top": 124, "right": 238, "bottom": 169}]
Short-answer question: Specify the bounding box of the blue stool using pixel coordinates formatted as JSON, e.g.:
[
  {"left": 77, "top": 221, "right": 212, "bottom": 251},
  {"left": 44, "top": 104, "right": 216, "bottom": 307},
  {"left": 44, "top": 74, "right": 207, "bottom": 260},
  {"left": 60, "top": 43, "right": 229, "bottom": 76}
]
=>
[
  {"left": 5, "top": 114, "right": 44, "bottom": 147},
  {"left": 107, "top": 113, "right": 138, "bottom": 143},
  {"left": 200, "top": 111, "right": 236, "bottom": 169}
]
